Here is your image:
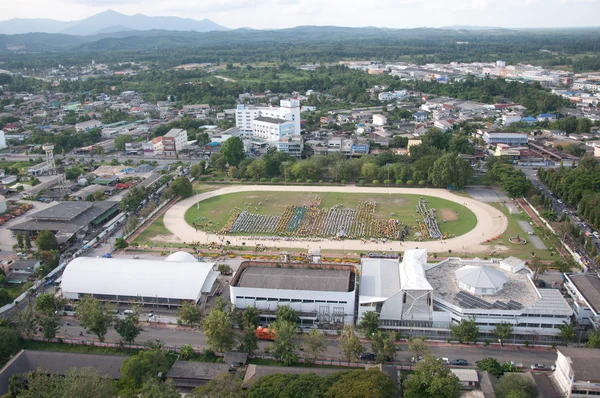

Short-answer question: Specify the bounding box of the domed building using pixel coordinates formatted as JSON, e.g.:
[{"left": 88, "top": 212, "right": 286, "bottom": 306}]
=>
[
  {"left": 455, "top": 265, "right": 508, "bottom": 295},
  {"left": 165, "top": 251, "right": 198, "bottom": 263}
]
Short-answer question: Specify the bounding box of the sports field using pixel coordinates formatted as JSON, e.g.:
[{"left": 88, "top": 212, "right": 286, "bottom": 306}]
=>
[{"left": 184, "top": 191, "right": 477, "bottom": 240}]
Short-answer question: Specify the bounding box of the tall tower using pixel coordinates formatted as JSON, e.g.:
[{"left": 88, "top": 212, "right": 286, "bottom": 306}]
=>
[
  {"left": 43, "top": 144, "right": 67, "bottom": 191},
  {"left": 279, "top": 99, "right": 301, "bottom": 136}
]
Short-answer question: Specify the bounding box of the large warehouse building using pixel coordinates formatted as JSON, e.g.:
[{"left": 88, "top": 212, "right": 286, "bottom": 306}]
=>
[
  {"left": 61, "top": 252, "right": 218, "bottom": 307},
  {"left": 230, "top": 262, "right": 357, "bottom": 328}
]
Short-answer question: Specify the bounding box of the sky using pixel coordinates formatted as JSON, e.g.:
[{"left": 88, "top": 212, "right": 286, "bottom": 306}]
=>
[{"left": 1, "top": 0, "right": 599, "bottom": 29}]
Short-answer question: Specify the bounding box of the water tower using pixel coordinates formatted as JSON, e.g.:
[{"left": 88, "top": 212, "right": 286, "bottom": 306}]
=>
[{"left": 43, "top": 143, "right": 67, "bottom": 191}]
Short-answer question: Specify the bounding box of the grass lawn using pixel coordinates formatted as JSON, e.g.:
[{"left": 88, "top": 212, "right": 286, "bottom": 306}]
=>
[
  {"left": 481, "top": 203, "right": 556, "bottom": 261},
  {"left": 6, "top": 282, "right": 33, "bottom": 300},
  {"left": 133, "top": 214, "right": 170, "bottom": 245},
  {"left": 184, "top": 191, "right": 477, "bottom": 239}
]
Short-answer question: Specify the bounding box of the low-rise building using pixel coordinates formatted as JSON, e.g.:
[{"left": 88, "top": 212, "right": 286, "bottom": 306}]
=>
[
  {"left": 483, "top": 132, "right": 528, "bottom": 146},
  {"left": 277, "top": 136, "right": 304, "bottom": 158},
  {"left": 252, "top": 117, "right": 295, "bottom": 142},
  {"left": 164, "top": 128, "right": 188, "bottom": 152},
  {"left": 564, "top": 273, "right": 600, "bottom": 329},
  {"left": 230, "top": 261, "right": 357, "bottom": 328},
  {"left": 75, "top": 119, "right": 102, "bottom": 132}
]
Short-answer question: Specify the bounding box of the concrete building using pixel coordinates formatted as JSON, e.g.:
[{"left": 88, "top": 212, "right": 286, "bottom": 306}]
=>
[
  {"left": 151, "top": 136, "right": 176, "bottom": 156},
  {"left": 61, "top": 252, "right": 218, "bottom": 307},
  {"left": 277, "top": 136, "right": 304, "bottom": 158},
  {"left": 164, "top": 128, "right": 188, "bottom": 151},
  {"left": 554, "top": 347, "right": 600, "bottom": 397},
  {"left": 27, "top": 162, "right": 52, "bottom": 176},
  {"left": 483, "top": 132, "right": 529, "bottom": 145},
  {"left": 236, "top": 99, "right": 301, "bottom": 136},
  {"left": 358, "top": 249, "right": 442, "bottom": 330},
  {"left": 373, "top": 114, "right": 387, "bottom": 126},
  {"left": 251, "top": 117, "right": 295, "bottom": 142},
  {"left": 229, "top": 262, "right": 357, "bottom": 328},
  {"left": 564, "top": 273, "right": 600, "bottom": 329},
  {"left": 75, "top": 119, "right": 102, "bottom": 132},
  {"left": 0, "top": 130, "right": 6, "bottom": 149}
]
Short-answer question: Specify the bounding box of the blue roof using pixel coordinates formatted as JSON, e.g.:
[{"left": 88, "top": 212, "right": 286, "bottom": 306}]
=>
[
  {"left": 521, "top": 116, "right": 536, "bottom": 122},
  {"left": 206, "top": 142, "right": 220, "bottom": 147},
  {"left": 538, "top": 113, "right": 556, "bottom": 118}
]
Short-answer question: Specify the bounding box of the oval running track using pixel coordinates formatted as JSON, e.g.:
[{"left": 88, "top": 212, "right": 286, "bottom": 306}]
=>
[{"left": 163, "top": 185, "right": 508, "bottom": 254}]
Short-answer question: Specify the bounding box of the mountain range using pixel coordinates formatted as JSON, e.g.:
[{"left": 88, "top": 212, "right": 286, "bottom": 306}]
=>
[{"left": 0, "top": 10, "right": 228, "bottom": 36}]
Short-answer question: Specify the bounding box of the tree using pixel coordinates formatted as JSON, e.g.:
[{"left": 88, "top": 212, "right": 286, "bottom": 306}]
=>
[
  {"left": 357, "top": 311, "right": 379, "bottom": 338},
  {"left": 177, "top": 301, "right": 203, "bottom": 327},
  {"left": 303, "top": 328, "right": 327, "bottom": 364},
  {"left": 242, "top": 306, "right": 260, "bottom": 329},
  {"left": 140, "top": 379, "right": 180, "bottom": 398},
  {"left": 15, "top": 367, "right": 115, "bottom": 398},
  {"left": 270, "top": 320, "right": 299, "bottom": 365},
  {"left": 586, "top": 330, "right": 600, "bottom": 348},
  {"left": 24, "top": 234, "right": 31, "bottom": 251},
  {"left": 39, "top": 315, "right": 61, "bottom": 340},
  {"left": 408, "top": 336, "right": 430, "bottom": 360},
  {"left": 403, "top": 356, "right": 461, "bottom": 398},
  {"left": 0, "top": 327, "right": 19, "bottom": 359},
  {"left": 91, "top": 190, "right": 105, "bottom": 201},
  {"left": 171, "top": 176, "right": 193, "bottom": 198},
  {"left": 276, "top": 305, "right": 299, "bottom": 324},
  {"left": 245, "top": 159, "right": 267, "bottom": 180},
  {"left": 203, "top": 307, "right": 235, "bottom": 353},
  {"left": 14, "top": 306, "right": 37, "bottom": 339},
  {"left": 191, "top": 373, "right": 247, "bottom": 398},
  {"left": 529, "top": 255, "right": 547, "bottom": 281},
  {"left": 371, "top": 330, "right": 397, "bottom": 363},
  {"left": 35, "top": 292, "right": 65, "bottom": 316},
  {"left": 76, "top": 296, "right": 114, "bottom": 342},
  {"left": 115, "top": 134, "right": 134, "bottom": 151},
  {"left": 339, "top": 325, "right": 365, "bottom": 362},
  {"left": 65, "top": 167, "right": 82, "bottom": 181},
  {"left": 16, "top": 233, "right": 23, "bottom": 250},
  {"left": 238, "top": 327, "right": 259, "bottom": 356},
  {"left": 220, "top": 136, "right": 245, "bottom": 166},
  {"left": 495, "top": 373, "right": 538, "bottom": 398},
  {"left": 217, "top": 263, "right": 232, "bottom": 274},
  {"left": 115, "top": 313, "right": 143, "bottom": 344},
  {"left": 326, "top": 369, "right": 398, "bottom": 398},
  {"left": 477, "top": 357, "right": 504, "bottom": 377},
  {"left": 35, "top": 229, "right": 58, "bottom": 251},
  {"left": 450, "top": 318, "right": 479, "bottom": 344},
  {"left": 0, "top": 288, "right": 10, "bottom": 307},
  {"left": 179, "top": 343, "right": 194, "bottom": 360},
  {"left": 493, "top": 322, "right": 513, "bottom": 347},
  {"left": 557, "top": 321, "right": 577, "bottom": 346},
  {"left": 161, "top": 187, "right": 174, "bottom": 201},
  {"left": 191, "top": 163, "right": 205, "bottom": 178},
  {"left": 114, "top": 237, "right": 129, "bottom": 250},
  {"left": 119, "top": 349, "right": 170, "bottom": 393}
]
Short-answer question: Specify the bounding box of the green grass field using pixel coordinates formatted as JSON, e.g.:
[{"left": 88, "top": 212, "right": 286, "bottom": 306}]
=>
[
  {"left": 184, "top": 191, "right": 477, "bottom": 239},
  {"left": 133, "top": 214, "right": 170, "bottom": 245}
]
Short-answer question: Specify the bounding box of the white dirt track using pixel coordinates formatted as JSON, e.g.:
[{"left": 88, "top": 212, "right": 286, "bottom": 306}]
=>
[{"left": 163, "top": 185, "right": 508, "bottom": 254}]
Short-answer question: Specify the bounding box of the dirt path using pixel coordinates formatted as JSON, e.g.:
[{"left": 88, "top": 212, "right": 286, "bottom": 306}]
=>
[{"left": 163, "top": 185, "right": 508, "bottom": 254}]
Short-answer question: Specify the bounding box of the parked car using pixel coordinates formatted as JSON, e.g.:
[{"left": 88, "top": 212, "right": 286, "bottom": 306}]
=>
[
  {"left": 452, "top": 359, "right": 468, "bottom": 366},
  {"left": 359, "top": 353, "right": 376, "bottom": 361},
  {"left": 530, "top": 363, "right": 547, "bottom": 370},
  {"left": 439, "top": 357, "right": 450, "bottom": 364},
  {"left": 411, "top": 356, "right": 424, "bottom": 363}
]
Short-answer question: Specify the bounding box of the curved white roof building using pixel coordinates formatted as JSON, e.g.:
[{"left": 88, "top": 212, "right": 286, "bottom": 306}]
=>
[
  {"left": 165, "top": 251, "right": 198, "bottom": 263},
  {"left": 61, "top": 256, "right": 218, "bottom": 306},
  {"left": 455, "top": 265, "right": 508, "bottom": 295}
]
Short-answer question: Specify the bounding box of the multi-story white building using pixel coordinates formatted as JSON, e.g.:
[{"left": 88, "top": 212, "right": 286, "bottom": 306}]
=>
[
  {"left": 230, "top": 262, "right": 357, "bottom": 328},
  {"left": 164, "top": 128, "right": 188, "bottom": 152},
  {"left": 554, "top": 347, "right": 600, "bottom": 397},
  {"left": 358, "top": 249, "right": 573, "bottom": 340},
  {"left": 251, "top": 117, "right": 295, "bottom": 142},
  {"left": 235, "top": 99, "right": 301, "bottom": 137},
  {"left": 483, "top": 132, "right": 529, "bottom": 146},
  {"left": 0, "top": 130, "right": 6, "bottom": 150},
  {"left": 277, "top": 136, "right": 304, "bottom": 158},
  {"left": 564, "top": 273, "right": 600, "bottom": 330}
]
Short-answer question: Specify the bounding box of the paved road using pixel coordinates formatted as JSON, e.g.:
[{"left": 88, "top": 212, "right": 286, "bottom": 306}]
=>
[
  {"left": 163, "top": 185, "right": 508, "bottom": 254},
  {"left": 58, "top": 319, "right": 556, "bottom": 367}
]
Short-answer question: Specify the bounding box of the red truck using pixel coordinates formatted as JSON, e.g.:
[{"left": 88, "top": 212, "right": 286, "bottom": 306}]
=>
[{"left": 255, "top": 326, "right": 276, "bottom": 341}]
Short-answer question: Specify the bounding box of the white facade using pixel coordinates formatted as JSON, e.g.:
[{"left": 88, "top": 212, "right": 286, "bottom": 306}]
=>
[
  {"left": 251, "top": 117, "right": 295, "bottom": 142},
  {"left": 501, "top": 112, "right": 522, "bottom": 126},
  {"left": 554, "top": 348, "right": 600, "bottom": 397},
  {"left": 0, "top": 130, "right": 6, "bottom": 149},
  {"left": 564, "top": 273, "right": 600, "bottom": 329},
  {"left": 164, "top": 128, "right": 188, "bottom": 151},
  {"left": 75, "top": 120, "right": 102, "bottom": 132},
  {"left": 61, "top": 254, "right": 218, "bottom": 306},
  {"left": 499, "top": 257, "right": 525, "bottom": 273},
  {"left": 236, "top": 99, "right": 301, "bottom": 136},
  {"left": 230, "top": 264, "right": 356, "bottom": 328},
  {"left": 455, "top": 265, "right": 508, "bottom": 295},
  {"left": 372, "top": 114, "right": 387, "bottom": 126}
]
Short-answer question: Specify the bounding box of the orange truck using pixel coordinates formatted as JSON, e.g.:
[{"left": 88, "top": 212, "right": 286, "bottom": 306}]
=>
[{"left": 255, "top": 326, "right": 276, "bottom": 341}]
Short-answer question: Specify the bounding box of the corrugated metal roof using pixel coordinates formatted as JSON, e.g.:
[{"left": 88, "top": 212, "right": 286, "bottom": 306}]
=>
[{"left": 61, "top": 257, "right": 217, "bottom": 301}]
